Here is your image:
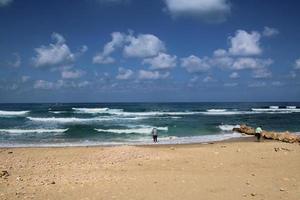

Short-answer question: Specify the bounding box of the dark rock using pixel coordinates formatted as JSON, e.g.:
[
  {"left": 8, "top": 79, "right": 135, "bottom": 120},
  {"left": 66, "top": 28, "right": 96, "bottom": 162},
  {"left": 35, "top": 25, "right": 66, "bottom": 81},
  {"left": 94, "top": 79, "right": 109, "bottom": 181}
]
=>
[
  {"left": 233, "top": 125, "right": 300, "bottom": 143},
  {"left": 0, "top": 170, "right": 9, "bottom": 178}
]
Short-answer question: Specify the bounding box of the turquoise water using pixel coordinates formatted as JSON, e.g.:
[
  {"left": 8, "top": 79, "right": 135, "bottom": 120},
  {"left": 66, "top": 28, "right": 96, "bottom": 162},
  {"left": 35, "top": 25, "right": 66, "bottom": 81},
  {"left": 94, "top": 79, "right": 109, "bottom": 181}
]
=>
[{"left": 0, "top": 102, "right": 300, "bottom": 147}]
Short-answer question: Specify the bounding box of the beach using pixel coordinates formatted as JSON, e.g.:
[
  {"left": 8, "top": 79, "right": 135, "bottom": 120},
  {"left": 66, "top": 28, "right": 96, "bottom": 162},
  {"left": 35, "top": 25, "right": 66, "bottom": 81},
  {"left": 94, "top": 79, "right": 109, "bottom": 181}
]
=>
[{"left": 1, "top": 139, "right": 299, "bottom": 200}]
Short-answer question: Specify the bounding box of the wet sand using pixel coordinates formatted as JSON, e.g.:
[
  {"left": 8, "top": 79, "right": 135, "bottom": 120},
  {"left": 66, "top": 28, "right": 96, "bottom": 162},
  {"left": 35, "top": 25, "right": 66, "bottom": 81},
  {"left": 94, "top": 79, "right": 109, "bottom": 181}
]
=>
[{"left": 0, "top": 139, "right": 300, "bottom": 200}]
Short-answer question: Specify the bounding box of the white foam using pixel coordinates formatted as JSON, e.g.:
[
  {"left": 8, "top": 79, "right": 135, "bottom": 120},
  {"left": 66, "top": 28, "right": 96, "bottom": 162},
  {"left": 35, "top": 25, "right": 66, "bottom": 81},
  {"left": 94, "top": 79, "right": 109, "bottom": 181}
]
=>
[
  {"left": 218, "top": 124, "right": 240, "bottom": 132},
  {"left": 72, "top": 107, "right": 124, "bottom": 114},
  {"left": 27, "top": 116, "right": 148, "bottom": 124},
  {"left": 251, "top": 107, "right": 300, "bottom": 113},
  {"left": 0, "top": 132, "right": 246, "bottom": 147},
  {"left": 286, "top": 106, "right": 296, "bottom": 109},
  {"left": 0, "top": 110, "right": 30, "bottom": 117},
  {"left": 201, "top": 110, "right": 252, "bottom": 115},
  {"left": 207, "top": 109, "right": 227, "bottom": 112},
  {"left": 0, "top": 128, "right": 68, "bottom": 135},
  {"left": 95, "top": 127, "right": 168, "bottom": 135}
]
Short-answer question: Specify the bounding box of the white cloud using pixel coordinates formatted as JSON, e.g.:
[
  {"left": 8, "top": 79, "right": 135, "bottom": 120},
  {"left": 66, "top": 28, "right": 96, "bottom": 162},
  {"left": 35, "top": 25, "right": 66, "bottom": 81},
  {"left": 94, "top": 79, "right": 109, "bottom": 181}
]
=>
[
  {"left": 143, "top": 53, "right": 177, "bottom": 69},
  {"left": 93, "top": 55, "right": 115, "bottom": 64},
  {"left": 0, "top": 0, "right": 13, "bottom": 7},
  {"left": 231, "top": 58, "right": 273, "bottom": 70},
  {"left": 61, "top": 70, "right": 85, "bottom": 79},
  {"left": 228, "top": 30, "right": 262, "bottom": 56},
  {"left": 32, "top": 33, "right": 75, "bottom": 67},
  {"left": 229, "top": 72, "right": 239, "bottom": 79},
  {"left": 213, "top": 49, "right": 227, "bottom": 57},
  {"left": 248, "top": 81, "right": 266, "bottom": 88},
  {"left": 164, "top": 0, "right": 231, "bottom": 22},
  {"left": 21, "top": 76, "right": 30, "bottom": 83},
  {"left": 34, "top": 80, "right": 56, "bottom": 90},
  {"left": 138, "top": 70, "right": 170, "bottom": 80},
  {"left": 78, "top": 81, "right": 90, "bottom": 88},
  {"left": 80, "top": 45, "right": 88, "bottom": 53},
  {"left": 124, "top": 34, "right": 165, "bottom": 58},
  {"left": 181, "top": 55, "right": 210, "bottom": 73},
  {"left": 263, "top": 26, "right": 279, "bottom": 37},
  {"left": 203, "top": 75, "right": 214, "bottom": 82},
  {"left": 271, "top": 81, "right": 283, "bottom": 86},
  {"left": 116, "top": 67, "right": 134, "bottom": 80},
  {"left": 252, "top": 68, "right": 272, "bottom": 79},
  {"left": 93, "top": 32, "right": 125, "bottom": 64},
  {"left": 93, "top": 32, "right": 166, "bottom": 63},
  {"left": 294, "top": 58, "right": 300, "bottom": 70}
]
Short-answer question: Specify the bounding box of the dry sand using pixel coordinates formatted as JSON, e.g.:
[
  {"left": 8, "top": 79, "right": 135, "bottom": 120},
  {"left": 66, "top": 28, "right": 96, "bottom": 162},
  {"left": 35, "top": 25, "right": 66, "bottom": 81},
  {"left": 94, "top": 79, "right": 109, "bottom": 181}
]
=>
[{"left": 0, "top": 140, "right": 300, "bottom": 200}]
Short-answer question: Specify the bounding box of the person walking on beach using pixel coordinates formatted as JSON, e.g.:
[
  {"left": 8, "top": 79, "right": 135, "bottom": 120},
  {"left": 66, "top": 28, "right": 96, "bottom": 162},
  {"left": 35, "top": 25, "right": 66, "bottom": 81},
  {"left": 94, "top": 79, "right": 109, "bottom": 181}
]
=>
[
  {"left": 255, "top": 126, "right": 263, "bottom": 142},
  {"left": 152, "top": 128, "right": 158, "bottom": 143}
]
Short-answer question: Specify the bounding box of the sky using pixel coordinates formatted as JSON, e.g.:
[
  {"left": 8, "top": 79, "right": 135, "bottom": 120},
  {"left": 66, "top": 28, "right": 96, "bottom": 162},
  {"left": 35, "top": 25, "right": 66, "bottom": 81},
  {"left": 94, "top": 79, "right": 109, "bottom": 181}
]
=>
[{"left": 0, "top": 0, "right": 300, "bottom": 103}]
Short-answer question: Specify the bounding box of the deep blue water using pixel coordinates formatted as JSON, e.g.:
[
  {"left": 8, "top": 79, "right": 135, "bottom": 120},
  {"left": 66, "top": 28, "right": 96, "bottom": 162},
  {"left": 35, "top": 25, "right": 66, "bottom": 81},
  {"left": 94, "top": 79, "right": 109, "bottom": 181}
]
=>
[{"left": 0, "top": 102, "right": 300, "bottom": 147}]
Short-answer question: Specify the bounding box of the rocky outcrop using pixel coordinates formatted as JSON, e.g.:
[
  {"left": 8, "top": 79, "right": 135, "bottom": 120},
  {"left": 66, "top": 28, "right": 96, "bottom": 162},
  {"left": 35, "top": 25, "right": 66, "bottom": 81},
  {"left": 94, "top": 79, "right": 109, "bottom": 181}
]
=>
[{"left": 233, "top": 124, "right": 300, "bottom": 143}]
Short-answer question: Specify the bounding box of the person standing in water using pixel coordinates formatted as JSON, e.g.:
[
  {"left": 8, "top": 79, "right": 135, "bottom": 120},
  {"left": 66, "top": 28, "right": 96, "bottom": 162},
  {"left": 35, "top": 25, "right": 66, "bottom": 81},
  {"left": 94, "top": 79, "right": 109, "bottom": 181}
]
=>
[
  {"left": 255, "top": 126, "right": 263, "bottom": 142},
  {"left": 152, "top": 128, "right": 158, "bottom": 143}
]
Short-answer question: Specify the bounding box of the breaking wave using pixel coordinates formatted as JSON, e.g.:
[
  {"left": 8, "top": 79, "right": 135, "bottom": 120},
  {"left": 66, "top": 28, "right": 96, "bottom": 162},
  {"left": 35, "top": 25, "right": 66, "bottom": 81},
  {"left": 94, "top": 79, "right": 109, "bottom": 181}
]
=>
[
  {"left": 0, "top": 110, "right": 30, "bottom": 117},
  {"left": 0, "top": 128, "right": 68, "bottom": 134},
  {"left": 95, "top": 126, "right": 168, "bottom": 135},
  {"left": 218, "top": 124, "right": 240, "bottom": 132}
]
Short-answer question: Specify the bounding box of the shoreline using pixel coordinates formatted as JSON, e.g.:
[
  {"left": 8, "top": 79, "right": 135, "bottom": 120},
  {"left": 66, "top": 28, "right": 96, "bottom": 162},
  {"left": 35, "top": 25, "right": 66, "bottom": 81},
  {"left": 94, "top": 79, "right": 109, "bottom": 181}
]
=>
[{"left": 0, "top": 134, "right": 254, "bottom": 149}]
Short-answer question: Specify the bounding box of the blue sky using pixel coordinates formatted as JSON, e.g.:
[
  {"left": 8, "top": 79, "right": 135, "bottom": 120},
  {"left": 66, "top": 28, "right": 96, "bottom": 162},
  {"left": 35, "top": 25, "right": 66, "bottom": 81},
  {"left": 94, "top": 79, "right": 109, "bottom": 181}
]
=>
[{"left": 0, "top": 0, "right": 299, "bottom": 102}]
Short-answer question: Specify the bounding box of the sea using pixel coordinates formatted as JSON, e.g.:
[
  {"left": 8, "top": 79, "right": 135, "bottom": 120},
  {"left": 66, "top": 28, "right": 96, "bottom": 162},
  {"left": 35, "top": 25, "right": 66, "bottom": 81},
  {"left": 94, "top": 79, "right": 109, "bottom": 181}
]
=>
[{"left": 0, "top": 102, "right": 300, "bottom": 147}]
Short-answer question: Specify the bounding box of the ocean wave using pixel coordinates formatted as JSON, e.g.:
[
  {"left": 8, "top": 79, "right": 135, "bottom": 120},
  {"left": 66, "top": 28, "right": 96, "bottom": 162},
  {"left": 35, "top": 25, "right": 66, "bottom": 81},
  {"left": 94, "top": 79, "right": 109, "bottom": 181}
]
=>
[
  {"left": 73, "top": 107, "right": 201, "bottom": 116},
  {"left": 72, "top": 107, "right": 123, "bottom": 114},
  {"left": 0, "top": 128, "right": 68, "bottom": 135},
  {"left": 218, "top": 124, "right": 240, "bottom": 131},
  {"left": 201, "top": 110, "right": 252, "bottom": 115},
  {"left": 251, "top": 107, "right": 300, "bottom": 113},
  {"left": 0, "top": 110, "right": 30, "bottom": 117},
  {"left": 49, "top": 111, "right": 67, "bottom": 114},
  {"left": 95, "top": 127, "right": 168, "bottom": 135},
  {"left": 0, "top": 132, "right": 246, "bottom": 147},
  {"left": 27, "top": 116, "right": 148, "bottom": 123}
]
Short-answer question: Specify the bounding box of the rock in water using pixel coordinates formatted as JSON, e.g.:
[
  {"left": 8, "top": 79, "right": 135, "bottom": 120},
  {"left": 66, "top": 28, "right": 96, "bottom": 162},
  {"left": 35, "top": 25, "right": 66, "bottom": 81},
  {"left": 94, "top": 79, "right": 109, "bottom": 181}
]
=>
[{"left": 233, "top": 124, "right": 300, "bottom": 143}]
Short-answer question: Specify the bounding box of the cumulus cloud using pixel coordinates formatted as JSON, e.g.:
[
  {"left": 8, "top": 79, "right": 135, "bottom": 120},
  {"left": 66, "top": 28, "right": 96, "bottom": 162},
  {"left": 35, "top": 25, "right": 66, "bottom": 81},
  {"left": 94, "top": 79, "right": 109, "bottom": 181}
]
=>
[
  {"left": 181, "top": 55, "right": 210, "bottom": 73},
  {"left": 203, "top": 75, "right": 214, "bottom": 82},
  {"left": 61, "top": 70, "right": 85, "bottom": 79},
  {"left": 93, "top": 32, "right": 125, "bottom": 64},
  {"left": 21, "top": 76, "right": 30, "bottom": 83},
  {"left": 271, "top": 81, "right": 283, "bottom": 86},
  {"left": 138, "top": 70, "right": 170, "bottom": 80},
  {"left": 116, "top": 67, "right": 134, "bottom": 80},
  {"left": 263, "top": 26, "right": 279, "bottom": 37},
  {"left": 32, "top": 33, "right": 75, "bottom": 67},
  {"left": 34, "top": 80, "right": 56, "bottom": 90},
  {"left": 34, "top": 79, "right": 90, "bottom": 90},
  {"left": 231, "top": 58, "right": 273, "bottom": 70},
  {"left": 228, "top": 30, "right": 262, "bottom": 56},
  {"left": 252, "top": 68, "right": 272, "bottom": 79},
  {"left": 124, "top": 34, "right": 165, "bottom": 58},
  {"left": 229, "top": 72, "right": 239, "bottom": 79},
  {"left": 248, "top": 81, "right": 266, "bottom": 88},
  {"left": 294, "top": 58, "right": 300, "bottom": 70},
  {"left": 93, "top": 32, "right": 166, "bottom": 64},
  {"left": 0, "top": 0, "right": 13, "bottom": 7},
  {"left": 143, "top": 53, "right": 177, "bottom": 70},
  {"left": 164, "top": 0, "right": 231, "bottom": 22}
]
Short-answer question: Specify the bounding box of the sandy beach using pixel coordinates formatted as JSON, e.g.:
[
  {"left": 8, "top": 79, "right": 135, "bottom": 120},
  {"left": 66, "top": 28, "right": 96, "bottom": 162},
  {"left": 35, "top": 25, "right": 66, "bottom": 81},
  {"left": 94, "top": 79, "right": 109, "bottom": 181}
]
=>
[{"left": 0, "top": 139, "right": 299, "bottom": 200}]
